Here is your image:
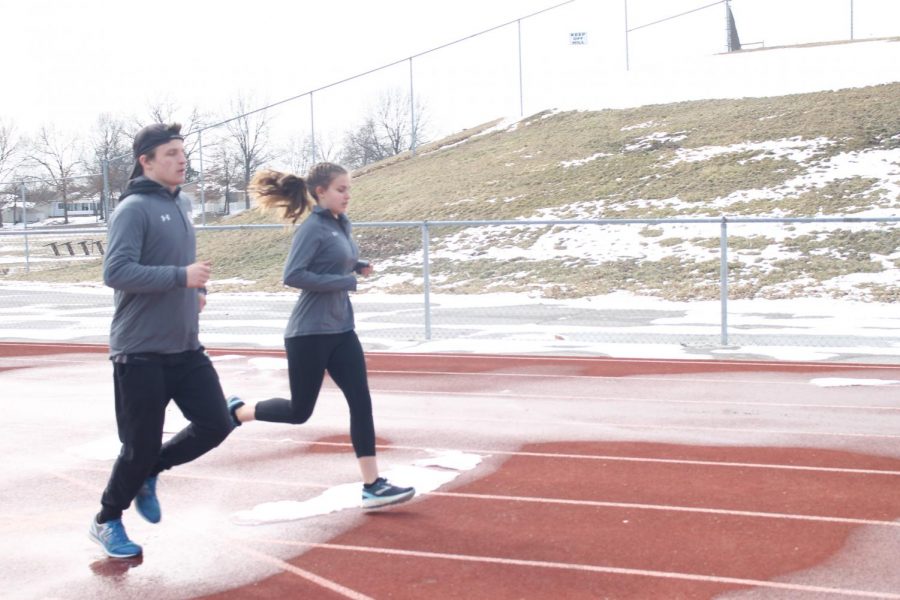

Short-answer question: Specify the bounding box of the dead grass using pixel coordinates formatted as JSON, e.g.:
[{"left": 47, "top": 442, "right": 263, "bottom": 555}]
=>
[{"left": 4, "top": 82, "right": 898, "bottom": 301}]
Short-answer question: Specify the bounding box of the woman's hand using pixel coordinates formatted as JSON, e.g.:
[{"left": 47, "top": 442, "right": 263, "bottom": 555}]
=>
[{"left": 355, "top": 260, "right": 374, "bottom": 277}]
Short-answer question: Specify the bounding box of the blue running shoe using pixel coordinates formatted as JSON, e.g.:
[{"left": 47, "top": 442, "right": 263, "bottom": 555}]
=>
[
  {"left": 361, "top": 477, "right": 415, "bottom": 509},
  {"left": 226, "top": 395, "right": 245, "bottom": 427},
  {"left": 135, "top": 476, "right": 161, "bottom": 524},
  {"left": 89, "top": 518, "right": 142, "bottom": 558}
]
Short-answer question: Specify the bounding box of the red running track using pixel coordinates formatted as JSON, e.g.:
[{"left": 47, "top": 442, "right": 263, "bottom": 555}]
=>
[{"left": 1, "top": 342, "right": 899, "bottom": 599}]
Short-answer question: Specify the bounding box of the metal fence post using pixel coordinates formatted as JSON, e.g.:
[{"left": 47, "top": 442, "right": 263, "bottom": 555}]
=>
[
  {"left": 199, "top": 129, "right": 206, "bottom": 226},
  {"left": 719, "top": 216, "right": 728, "bottom": 346},
  {"left": 422, "top": 221, "right": 431, "bottom": 340},
  {"left": 850, "top": 0, "right": 854, "bottom": 40},
  {"left": 21, "top": 183, "right": 30, "bottom": 274},
  {"left": 724, "top": 0, "right": 730, "bottom": 51},
  {"left": 310, "top": 92, "right": 316, "bottom": 165},
  {"left": 518, "top": 19, "right": 524, "bottom": 116},
  {"left": 101, "top": 158, "right": 111, "bottom": 222},
  {"left": 409, "top": 58, "right": 417, "bottom": 155}
]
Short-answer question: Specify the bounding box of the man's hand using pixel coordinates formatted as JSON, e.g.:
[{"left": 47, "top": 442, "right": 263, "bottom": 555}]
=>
[
  {"left": 186, "top": 260, "right": 212, "bottom": 288},
  {"left": 358, "top": 263, "right": 374, "bottom": 277},
  {"left": 198, "top": 292, "right": 207, "bottom": 313}
]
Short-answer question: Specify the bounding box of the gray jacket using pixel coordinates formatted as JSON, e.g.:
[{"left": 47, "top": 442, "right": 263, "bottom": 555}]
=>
[
  {"left": 283, "top": 205, "right": 361, "bottom": 337},
  {"left": 104, "top": 177, "right": 201, "bottom": 356}
]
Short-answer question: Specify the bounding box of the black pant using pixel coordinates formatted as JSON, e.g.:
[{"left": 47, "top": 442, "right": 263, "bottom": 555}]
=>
[
  {"left": 99, "top": 349, "right": 232, "bottom": 521},
  {"left": 254, "top": 331, "right": 376, "bottom": 458}
]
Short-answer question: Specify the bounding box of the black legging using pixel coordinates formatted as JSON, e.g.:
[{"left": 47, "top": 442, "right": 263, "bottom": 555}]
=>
[{"left": 254, "top": 331, "right": 376, "bottom": 457}]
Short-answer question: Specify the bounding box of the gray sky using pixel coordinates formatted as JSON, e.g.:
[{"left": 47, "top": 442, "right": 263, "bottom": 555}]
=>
[{"left": 1, "top": 0, "right": 897, "bottom": 140}]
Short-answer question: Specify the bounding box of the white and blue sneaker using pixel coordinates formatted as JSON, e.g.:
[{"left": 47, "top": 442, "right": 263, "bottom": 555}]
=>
[
  {"left": 89, "top": 518, "right": 143, "bottom": 558},
  {"left": 361, "top": 477, "right": 415, "bottom": 509}
]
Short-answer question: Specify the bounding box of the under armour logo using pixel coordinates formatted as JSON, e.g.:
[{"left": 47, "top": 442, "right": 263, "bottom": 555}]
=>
[{"left": 160, "top": 214, "right": 171, "bottom": 222}]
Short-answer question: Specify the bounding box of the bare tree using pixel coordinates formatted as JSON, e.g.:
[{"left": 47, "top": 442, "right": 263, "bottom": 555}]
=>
[
  {"left": 224, "top": 94, "right": 272, "bottom": 209},
  {"left": 0, "top": 119, "right": 23, "bottom": 227},
  {"left": 84, "top": 113, "right": 130, "bottom": 217},
  {"left": 341, "top": 118, "right": 391, "bottom": 169},
  {"left": 283, "top": 132, "right": 338, "bottom": 176},
  {"left": 28, "top": 126, "right": 82, "bottom": 225},
  {"left": 210, "top": 145, "right": 242, "bottom": 215},
  {"left": 375, "top": 87, "right": 427, "bottom": 154},
  {"left": 340, "top": 88, "right": 428, "bottom": 169},
  {"left": 0, "top": 119, "right": 21, "bottom": 181}
]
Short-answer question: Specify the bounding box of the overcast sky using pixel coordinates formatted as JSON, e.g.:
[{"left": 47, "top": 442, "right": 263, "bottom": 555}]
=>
[{"left": 1, "top": 0, "right": 897, "bottom": 143}]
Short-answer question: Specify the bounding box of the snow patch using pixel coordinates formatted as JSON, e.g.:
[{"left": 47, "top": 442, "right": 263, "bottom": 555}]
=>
[
  {"left": 231, "top": 450, "right": 484, "bottom": 525},
  {"left": 560, "top": 152, "right": 612, "bottom": 168},
  {"left": 621, "top": 121, "right": 656, "bottom": 131},
  {"left": 625, "top": 132, "right": 688, "bottom": 152},
  {"left": 247, "top": 357, "right": 289, "bottom": 370},
  {"left": 810, "top": 378, "right": 900, "bottom": 387}
]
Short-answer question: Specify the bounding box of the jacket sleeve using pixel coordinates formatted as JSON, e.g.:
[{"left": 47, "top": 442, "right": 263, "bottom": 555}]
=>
[
  {"left": 283, "top": 226, "right": 357, "bottom": 292},
  {"left": 103, "top": 203, "right": 186, "bottom": 292}
]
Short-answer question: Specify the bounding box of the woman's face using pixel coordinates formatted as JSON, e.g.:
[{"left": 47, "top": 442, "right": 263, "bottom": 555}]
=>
[{"left": 316, "top": 173, "right": 351, "bottom": 217}]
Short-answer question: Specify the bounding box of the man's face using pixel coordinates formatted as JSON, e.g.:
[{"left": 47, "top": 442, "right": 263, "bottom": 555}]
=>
[{"left": 141, "top": 139, "right": 187, "bottom": 189}]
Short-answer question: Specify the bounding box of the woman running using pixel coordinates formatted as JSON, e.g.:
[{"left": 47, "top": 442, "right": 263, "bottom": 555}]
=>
[{"left": 228, "top": 163, "right": 414, "bottom": 509}]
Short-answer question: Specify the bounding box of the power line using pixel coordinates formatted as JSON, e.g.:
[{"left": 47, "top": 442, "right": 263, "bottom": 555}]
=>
[
  {"left": 628, "top": 0, "right": 725, "bottom": 33},
  {"left": 190, "top": 0, "right": 576, "bottom": 135}
]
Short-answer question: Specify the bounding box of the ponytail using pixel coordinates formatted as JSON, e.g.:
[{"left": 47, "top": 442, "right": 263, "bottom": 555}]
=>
[
  {"left": 249, "top": 163, "right": 348, "bottom": 222},
  {"left": 248, "top": 169, "right": 311, "bottom": 223}
]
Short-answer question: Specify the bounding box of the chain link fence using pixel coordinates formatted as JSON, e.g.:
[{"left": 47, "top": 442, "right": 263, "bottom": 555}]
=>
[{"left": 1, "top": 216, "right": 898, "bottom": 360}]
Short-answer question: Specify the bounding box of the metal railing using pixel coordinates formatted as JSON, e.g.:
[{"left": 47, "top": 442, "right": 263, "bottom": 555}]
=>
[{"left": 2, "top": 215, "right": 898, "bottom": 352}]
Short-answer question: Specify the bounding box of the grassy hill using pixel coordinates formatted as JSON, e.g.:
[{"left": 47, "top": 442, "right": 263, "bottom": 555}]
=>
[{"left": 5, "top": 82, "right": 900, "bottom": 301}]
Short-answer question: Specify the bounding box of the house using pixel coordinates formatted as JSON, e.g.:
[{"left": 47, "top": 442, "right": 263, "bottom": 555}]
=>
[
  {"left": 48, "top": 196, "right": 102, "bottom": 218},
  {"left": 0, "top": 199, "right": 47, "bottom": 225}
]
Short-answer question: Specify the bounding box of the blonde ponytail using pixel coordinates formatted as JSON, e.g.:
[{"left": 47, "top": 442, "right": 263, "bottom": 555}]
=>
[{"left": 248, "top": 169, "right": 311, "bottom": 223}]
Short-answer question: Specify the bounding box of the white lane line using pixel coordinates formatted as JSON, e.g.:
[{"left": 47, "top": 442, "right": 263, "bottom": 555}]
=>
[
  {"left": 369, "top": 386, "right": 900, "bottom": 412},
  {"left": 373, "top": 412, "right": 900, "bottom": 441},
  {"left": 6, "top": 353, "right": 897, "bottom": 412},
  {"left": 594, "top": 421, "right": 900, "bottom": 440},
  {"left": 366, "top": 368, "right": 900, "bottom": 387},
  {"left": 811, "top": 378, "right": 900, "bottom": 387},
  {"left": 63, "top": 431, "right": 900, "bottom": 478},
  {"left": 484, "top": 449, "right": 900, "bottom": 477},
  {"left": 247, "top": 538, "right": 900, "bottom": 599},
  {"left": 370, "top": 368, "right": 790, "bottom": 384},
  {"left": 429, "top": 491, "right": 900, "bottom": 529},
  {"left": 188, "top": 523, "right": 374, "bottom": 600},
  {"left": 6, "top": 349, "right": 900, "bottom": 385},
  {"left": 228, "top": 438, "right": 900, "bottom": 477},
  {"left": 203, "top": 348, "right": 900, "bottom": 370},
  {"left": 69, "top": 465, "right": 334, "bottom": 490},
  {"left": 66, "top": 465, "right": 899, "bottom": 528},
  {"left": 232, "top": 544, "right": 374, "bottom": 600}
]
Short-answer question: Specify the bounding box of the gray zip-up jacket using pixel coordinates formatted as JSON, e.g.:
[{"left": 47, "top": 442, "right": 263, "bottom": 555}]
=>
[
  {"left": 104, "top": 177, "right": 201, "bottom": 356},
  {"left": 283, "top": 205, "right": 362, "bottom": 337}
]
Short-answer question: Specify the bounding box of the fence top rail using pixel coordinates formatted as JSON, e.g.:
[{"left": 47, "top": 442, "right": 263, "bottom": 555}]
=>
[
  {"left": 350, "top": 216, "right": 900, "bottom": 227},
  {"left": 0, "top": 228, "right": 109, "bottom": 237},
  {"left": 1, "top": 215, "right": 898, "bottom": 237}
]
